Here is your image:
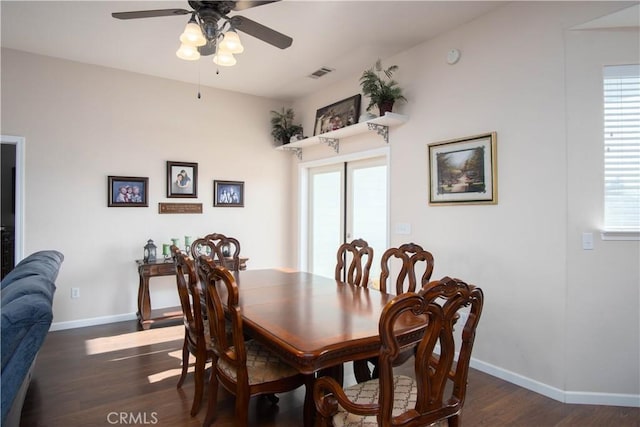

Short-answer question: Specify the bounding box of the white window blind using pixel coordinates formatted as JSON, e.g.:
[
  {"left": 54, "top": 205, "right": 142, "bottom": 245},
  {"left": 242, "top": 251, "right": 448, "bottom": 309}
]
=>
[{"left": 603, "top": 64, "right": 640, "bottom": 232}]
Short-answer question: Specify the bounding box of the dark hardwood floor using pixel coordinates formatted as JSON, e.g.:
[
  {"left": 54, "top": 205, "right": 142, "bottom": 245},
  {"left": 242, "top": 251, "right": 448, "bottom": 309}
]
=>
[{"left": 20, "top": 319, "right": 639, "bottom": 426}]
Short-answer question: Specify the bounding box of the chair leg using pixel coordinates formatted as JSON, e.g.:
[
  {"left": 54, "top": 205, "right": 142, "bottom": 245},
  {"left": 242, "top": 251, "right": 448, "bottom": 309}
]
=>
[
  {"left": 190, "top": 353, "right": 206, "bottom": 416},
  {"left": 353, "top": 359, "right": 372, "bottom": 383},
  {"left": 234, "top": 391, "right": 250, "bottom": 427},
  {"left": 265, "top": 394, "right": 279, "bottom": 404},
  {"left": 448, "top": 414, "right": 460, "bottom": 427},
  {"left": 202, "top": 366, "right": 219, "bottom": 427},
  {"left": 177, "top": 336, "right": 189, "bottom": 388}
]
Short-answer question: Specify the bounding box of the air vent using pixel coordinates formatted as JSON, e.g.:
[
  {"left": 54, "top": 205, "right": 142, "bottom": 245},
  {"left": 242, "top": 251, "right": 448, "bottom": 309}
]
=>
[{"left": 308, "top": 67, "right": 334, "bottom": 79}]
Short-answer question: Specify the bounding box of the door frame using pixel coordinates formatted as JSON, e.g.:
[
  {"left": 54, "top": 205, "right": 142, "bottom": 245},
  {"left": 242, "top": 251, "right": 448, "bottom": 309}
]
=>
[
  {"left": 297, "top": 147, "right": 390, "bottom": 271},
  {"left": 1, "top": 135, "right": 25, "bottom": 263}
]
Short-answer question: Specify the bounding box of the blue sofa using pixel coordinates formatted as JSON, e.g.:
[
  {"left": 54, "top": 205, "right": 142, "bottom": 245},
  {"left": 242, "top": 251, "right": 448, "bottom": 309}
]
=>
[{"left": 1, "top": 250, "right": 63, "bottom": 427}]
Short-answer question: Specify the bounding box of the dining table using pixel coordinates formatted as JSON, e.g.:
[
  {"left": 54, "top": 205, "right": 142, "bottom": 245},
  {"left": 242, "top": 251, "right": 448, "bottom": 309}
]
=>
[{"left": 228, "top": 267, "right": 426, "bottom": 372}]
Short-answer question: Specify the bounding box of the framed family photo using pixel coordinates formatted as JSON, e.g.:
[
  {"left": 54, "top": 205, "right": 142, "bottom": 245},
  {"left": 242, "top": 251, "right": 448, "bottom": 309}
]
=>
[
  {"left": 167, "top": 161, "right": 198, "bottom": 198},
  {"left": 214, "top": 180, "right": 244, "bottom": 207},
  {"left": 314, "top": 94, "right": 361, "bottom": 135},
  {"left": 428, "top": 132, "right": 497, "bottom": 205},
  {"left": 108, "top": 176, "right": 148, "bottom": 207}
]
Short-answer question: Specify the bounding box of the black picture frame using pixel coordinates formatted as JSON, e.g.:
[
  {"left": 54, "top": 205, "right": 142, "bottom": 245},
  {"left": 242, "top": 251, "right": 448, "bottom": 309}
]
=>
[
  {"left": 213, "top": 180, "right": 244, "bottom": 207},
  {"left": 167, "top": 161, "right": 198, "bottom": 198},
  {"left": 108, "top": 176, "right": 148, "bottom": 207},
  {"left": 314, "top": 94, "right": 361, "bottom": 135}
]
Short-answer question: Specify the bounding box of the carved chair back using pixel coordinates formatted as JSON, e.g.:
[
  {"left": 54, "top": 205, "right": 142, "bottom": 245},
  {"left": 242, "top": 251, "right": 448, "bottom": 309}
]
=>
[
  {"left": 173, "top": 246, "right": 205, "bottom": 347},
  {"left": 334, "top": 238, "right": 374, "bottom": 287},
  {"left": 204, "top": 233, "right": 242, "bottom": 271},
  {"left": 171, "top": 245, "right": 210, "bottom": 415},
  {"left": 197, "top": 255, "right": 245, "bottom": 364},
  {"left": 379, "top": 242, "right": 434, "bottom": 295}
]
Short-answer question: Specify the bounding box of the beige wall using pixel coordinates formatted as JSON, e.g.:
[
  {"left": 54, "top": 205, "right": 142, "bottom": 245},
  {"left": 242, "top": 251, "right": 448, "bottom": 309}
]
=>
[
  {"left": 565, "top": 26, "right": 640, "bottom": 396},
  {"left": 292, "top": 1, "right": 639, "bottom": 404},
  {"left": 2, "top": 0, "right": 638, "bottom": 407},
  {"left": 1, "top": 48, "right": 295, "bottom": 324}
]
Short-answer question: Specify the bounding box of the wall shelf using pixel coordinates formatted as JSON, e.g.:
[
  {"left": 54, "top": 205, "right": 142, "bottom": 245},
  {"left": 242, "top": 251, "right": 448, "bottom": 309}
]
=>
[{"left": 276, "top": 112, "right": 408, "bottom": 159}]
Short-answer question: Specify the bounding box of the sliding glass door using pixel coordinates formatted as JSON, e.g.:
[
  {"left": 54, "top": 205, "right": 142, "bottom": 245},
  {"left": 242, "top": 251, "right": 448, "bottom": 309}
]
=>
[{"left": 308, "top": 157, "right": 387, "bottom": 282}]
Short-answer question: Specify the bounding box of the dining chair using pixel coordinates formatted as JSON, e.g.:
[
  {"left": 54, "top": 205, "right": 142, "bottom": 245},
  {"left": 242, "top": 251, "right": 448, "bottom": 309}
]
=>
[
  {"left": 355, "top": 242, "right": 436, "bottom": 382},
  {"left": 171, "top": 246, "right": 212, "bottom": 417},
  {"left": 334, "top": 238, "right": 376, "bottom": 383},
  {"left": 314, "top": 276, "right": 484, "bottom": 427},
  {"left": 379, "top": 242, "right": 435, "bottom": 295},
  {"left": 198, "top": 256, "right": 314, "bottom": 427},
  {"left": 334, "top": 238, "right": 374, "bottom": 287},
  {"left": 204, "top": 233, "right": 242, "bottom": 271}
]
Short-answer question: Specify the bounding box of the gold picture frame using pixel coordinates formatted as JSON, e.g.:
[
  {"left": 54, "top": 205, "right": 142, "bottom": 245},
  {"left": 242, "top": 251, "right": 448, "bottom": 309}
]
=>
[{"left": 428, "top": 132, "right": 497, "bottom": 205}]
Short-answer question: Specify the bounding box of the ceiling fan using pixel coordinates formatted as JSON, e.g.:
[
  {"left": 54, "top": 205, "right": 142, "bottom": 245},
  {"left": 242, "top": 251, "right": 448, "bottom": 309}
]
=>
[{"left": 112, "top": 1, "right": 292, "bottom": 64}]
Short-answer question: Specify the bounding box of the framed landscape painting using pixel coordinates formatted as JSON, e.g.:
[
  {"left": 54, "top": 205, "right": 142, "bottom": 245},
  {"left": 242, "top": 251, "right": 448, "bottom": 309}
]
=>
[
  {"left": 428, "top": 132, "right": 497, "bottom": 205},
  {"left": 108, "top": 176, "right": 148, "bottom": 207}
]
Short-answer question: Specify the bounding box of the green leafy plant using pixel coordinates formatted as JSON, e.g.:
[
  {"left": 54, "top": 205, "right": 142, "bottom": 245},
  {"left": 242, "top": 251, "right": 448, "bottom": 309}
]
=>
[
  {"left": 359, "top": 59, "right": 407, "bottom": 114},
  {"left": 270, "top": 108, "right": 303, "bottom": 145}
]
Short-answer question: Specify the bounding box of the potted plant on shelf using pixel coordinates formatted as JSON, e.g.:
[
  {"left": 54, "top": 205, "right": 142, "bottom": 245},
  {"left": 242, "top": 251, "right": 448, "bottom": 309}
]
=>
[
  {"left": 270, "top": 108, "right": 304, "bottom": 145},
  {"left": 359, "top": 58, "right": 407, "bottom": 116}
]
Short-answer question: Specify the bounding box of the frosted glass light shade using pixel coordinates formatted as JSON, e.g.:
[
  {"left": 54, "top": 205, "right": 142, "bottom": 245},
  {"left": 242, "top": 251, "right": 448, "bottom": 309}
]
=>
[
  {"left": 176, "top": 43, "right": 200, "bottom": 61},
  {"left": 179, "top": 21, "right": 206, "bottom": 47},
  {"left": 219, "top": 30, "right": 244, "bottom": 54},
  {"left": 213, "top": 49, "right": 236, "bottom": 66}
]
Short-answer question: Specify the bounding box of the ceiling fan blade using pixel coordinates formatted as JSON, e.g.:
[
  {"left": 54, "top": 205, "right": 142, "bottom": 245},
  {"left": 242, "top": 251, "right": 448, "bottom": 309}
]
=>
[
  {"left": 111, "top": 9, "right": 190, "bottom": 20},
  {"left": 232, "top": 1, "right": 280, "bottom": 11},
  {"left": 231, "top": 16, "right": 292, "bottom": 49}
]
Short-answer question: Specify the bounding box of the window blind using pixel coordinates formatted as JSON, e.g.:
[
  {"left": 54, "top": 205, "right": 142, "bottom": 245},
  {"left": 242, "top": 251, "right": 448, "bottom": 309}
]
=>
[{"left": 604, "top": 64, "right": 640, "bottom": 231}]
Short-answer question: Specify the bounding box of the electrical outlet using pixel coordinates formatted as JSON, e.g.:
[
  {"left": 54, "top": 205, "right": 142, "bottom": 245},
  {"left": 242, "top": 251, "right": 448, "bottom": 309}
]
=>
[{"left": 71, "top": 288, "right": 80, "bottom": 299}]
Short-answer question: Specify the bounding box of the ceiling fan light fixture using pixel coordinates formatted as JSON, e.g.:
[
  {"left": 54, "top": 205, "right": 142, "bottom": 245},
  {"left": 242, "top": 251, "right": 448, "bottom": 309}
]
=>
[
  {"left": 179, "top": 17, "right": 206, "bottom": 47},
  {"left": 219, "top": 30, "right": 244, "bottom": 54},
  {"left": 213, "top": 49, "right": 237, "bottom": 67},
  {"left": 176, "top": 43, "right": 201, "bottom": 61}
]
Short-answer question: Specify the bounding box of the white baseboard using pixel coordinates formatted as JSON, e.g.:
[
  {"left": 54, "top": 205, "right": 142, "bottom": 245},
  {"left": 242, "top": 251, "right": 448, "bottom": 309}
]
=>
[
  {"left": 50, "top": 312, "right": 137, "bottom": 331},
  {"left": 48, "top": 316, "right": 639, "bottom": 408},
  {"left": 471, "top": 357, "right": 640, "bottom": 408}
]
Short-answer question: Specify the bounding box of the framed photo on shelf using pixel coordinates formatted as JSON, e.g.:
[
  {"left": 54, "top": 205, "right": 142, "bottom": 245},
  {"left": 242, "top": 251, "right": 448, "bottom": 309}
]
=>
[
  {"left": 213, "top": 180, "right": 244, "bottom": 207},
  {"left": 108, "top": 176, "right": 148, "bottom": 207},
  {"left": 314, "top": 94, "right": 361, "bottom": 135},
  {"left": 167, "top": 161, "right": 198, "bottom": 198},
  {"left": 428, "top": 132, "right": 497, "bottom": 205}
]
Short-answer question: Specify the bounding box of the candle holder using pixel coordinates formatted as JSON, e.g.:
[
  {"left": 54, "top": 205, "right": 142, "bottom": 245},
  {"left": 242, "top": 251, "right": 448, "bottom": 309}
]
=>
[
  {"left": 163, "top": 243, "right": 171, "bottom": 260},
  {"left": 185, "top": 236, "right": 193, "bottom": 256}
]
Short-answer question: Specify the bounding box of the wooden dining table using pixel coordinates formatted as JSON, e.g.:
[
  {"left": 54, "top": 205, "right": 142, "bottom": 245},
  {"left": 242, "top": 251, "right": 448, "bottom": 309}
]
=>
[{"left": 228, "top": 268, "right": 426, "bottom": 375}]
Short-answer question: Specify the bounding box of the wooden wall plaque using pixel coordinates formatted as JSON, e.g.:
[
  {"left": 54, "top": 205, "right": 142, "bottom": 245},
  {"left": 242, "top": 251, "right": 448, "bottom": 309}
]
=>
[{"left": 158, "top": 203, "right": 203, "bottom": 214}]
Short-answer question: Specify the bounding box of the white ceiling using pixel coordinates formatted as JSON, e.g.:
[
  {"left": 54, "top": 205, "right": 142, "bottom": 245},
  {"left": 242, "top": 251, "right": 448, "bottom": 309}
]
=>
[{"left": 1, "top": 1, "right": 504, "bottom": 101}]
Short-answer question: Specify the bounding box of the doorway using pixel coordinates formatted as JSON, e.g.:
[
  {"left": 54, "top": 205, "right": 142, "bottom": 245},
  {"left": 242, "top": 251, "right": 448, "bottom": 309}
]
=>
[
  {"left": 1, "top": 135, "right": 24, "bottom": 277},
  {"left": 304, "top": 151, "right": 388, "bottom": 284}
]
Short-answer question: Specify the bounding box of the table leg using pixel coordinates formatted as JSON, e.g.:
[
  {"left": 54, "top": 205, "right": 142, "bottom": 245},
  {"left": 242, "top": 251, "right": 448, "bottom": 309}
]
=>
[
  {"left": 303, "top": 374, "right": 315, "bottom": 427},
  {"left": 138, "top": 272, "right": 151, "bottom": 330}
]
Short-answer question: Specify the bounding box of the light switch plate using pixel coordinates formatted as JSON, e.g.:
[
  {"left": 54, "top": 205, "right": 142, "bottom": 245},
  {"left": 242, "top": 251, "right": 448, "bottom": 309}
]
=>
[
  {"left": 395, "top": 223, "right": 411, "bottom": 235},
  {"left": 582, "top": 232, "right": 594, "bottom": 250}
]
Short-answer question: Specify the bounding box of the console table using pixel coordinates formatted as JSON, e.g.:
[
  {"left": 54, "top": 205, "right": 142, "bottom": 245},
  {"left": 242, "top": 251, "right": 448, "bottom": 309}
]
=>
[{"left": 135, "top": 256, "right": 248, "bottom": 330}]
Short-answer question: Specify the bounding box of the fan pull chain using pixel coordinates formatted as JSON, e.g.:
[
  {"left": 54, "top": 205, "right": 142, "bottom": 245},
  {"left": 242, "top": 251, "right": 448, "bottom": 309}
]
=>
[{"left": 197, "top": 60, "right": 201, "bottom": 99}]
